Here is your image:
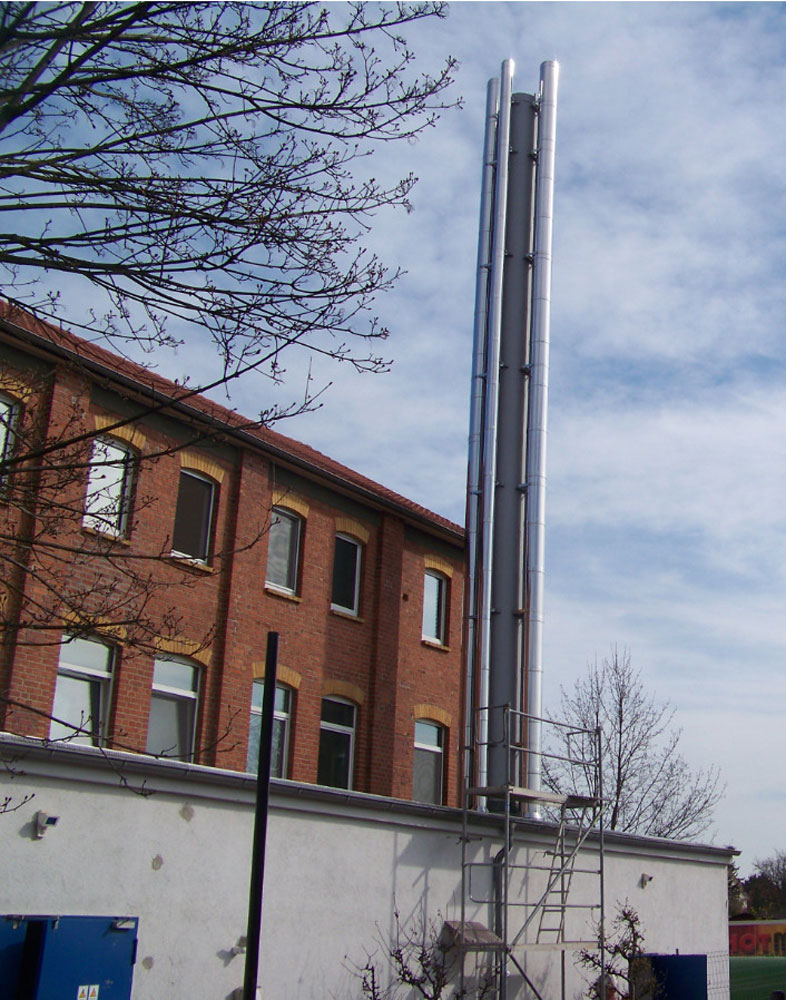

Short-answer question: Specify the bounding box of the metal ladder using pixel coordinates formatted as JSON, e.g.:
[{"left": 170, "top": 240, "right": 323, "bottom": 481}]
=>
[{"left": 458, "top": 707, "right": 606, "bottom": 1000}]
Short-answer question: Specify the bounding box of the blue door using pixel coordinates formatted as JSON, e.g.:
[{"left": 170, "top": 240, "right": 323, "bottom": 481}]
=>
[{"left": 0, "top": 915, "right": 138, "bottom": 1000}]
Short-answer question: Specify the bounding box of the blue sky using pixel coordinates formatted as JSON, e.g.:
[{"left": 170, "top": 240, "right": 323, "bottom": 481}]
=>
[
  {"left": 252, "top": 2, "right": 786, "bottom": 874},
  {"left": 22, "top": 2, "right": 786, "bottom": 872}
]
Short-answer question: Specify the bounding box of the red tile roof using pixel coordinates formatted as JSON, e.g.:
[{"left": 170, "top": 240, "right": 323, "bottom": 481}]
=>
[{"left": 0, "top": 302, "right": 464, "bottom": 541}]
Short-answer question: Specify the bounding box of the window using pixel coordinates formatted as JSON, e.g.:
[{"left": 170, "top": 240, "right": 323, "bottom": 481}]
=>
[
  {"left": 172, "top": 470, "right": 215, "bottom": 562},
  {"left": 317, "top": 697, "right": 356, "bottom": 789},
  {"left": 413, "top": 720, "right": 445, "bottom": 805},
  {"left": 331, "top": 534, "right": 361, "bottom": 614},
  {"left": 266, "top": 508, "right": 301, "bottom": 593},
  {"left": 246, "top": 680, "right": 292, "bottom": 777},
  {"left": 50, "top": 636, "right": 114, "bottom": 746},
  {"left": 0, "top": 394, "right": 18, "bottom": 469},
  {"left": 422, "top": 571, "right": 448, "bottom": 644},
  {"left": 83, "top": 436, "right": 134, "bottom": 536},
  {"left": 146, "top": 657, "right": 199, "bottom": 760}
]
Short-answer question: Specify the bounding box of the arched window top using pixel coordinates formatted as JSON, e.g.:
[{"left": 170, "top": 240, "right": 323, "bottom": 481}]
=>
[
  {"left": 334, "top": 516, "right": 370, "bottom": 545},
  {"left": 0, "top": 375, "right": 31, "bottom": 402},
  {"left": 93, "top": 413, "right": 146, "bottom": 451},
  {"left": 323, "top": 678, "right": 365, "bottom": 706},
  {"left": 271, "top": 488, "right": 310, "bottom": 519},
  {"left": 424, "top": 554, "right": 454, "bottom": 579},
  {"left": 155, "top": 634, "right": 211, "bottom": 667},
  {"left": 179, "top": 450, "right": 225, "bottom": 484},
  {"left": 413, "top": 703, "right": 452, "bottom": 728},
  {"left": 252, "top": 660, "right": 302, "bottom": 690}
]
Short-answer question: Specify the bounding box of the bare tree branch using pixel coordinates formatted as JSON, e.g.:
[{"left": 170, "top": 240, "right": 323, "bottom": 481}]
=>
[
  {"left": 545, "top": 647, "right": 724, "bottom": 841},
  {"left": 0, "top": 1, "right": 459, "bottom": 393},
  {"left": 0, "top": 0, "right": 457, "bottom": 664}
]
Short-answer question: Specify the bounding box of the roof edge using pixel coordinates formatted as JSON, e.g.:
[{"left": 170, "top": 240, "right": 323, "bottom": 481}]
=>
[{"left": 0, "top": 303, "right": 465, "bottom": 544}]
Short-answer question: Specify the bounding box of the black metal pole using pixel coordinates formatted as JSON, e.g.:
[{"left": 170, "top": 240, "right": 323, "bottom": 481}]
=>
[{"left": 243, "top": 630, "right": 278, "bottom": 1000}]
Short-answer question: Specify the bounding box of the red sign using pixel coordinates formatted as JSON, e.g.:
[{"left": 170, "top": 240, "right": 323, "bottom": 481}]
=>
[{"left": 730, "top": 922, "right": 786, "bottom": 956}]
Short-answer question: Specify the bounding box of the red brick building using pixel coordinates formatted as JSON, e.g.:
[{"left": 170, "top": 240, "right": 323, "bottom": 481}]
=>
[{"left": 0, "top": 304, "right": 466, "bottom": 806}]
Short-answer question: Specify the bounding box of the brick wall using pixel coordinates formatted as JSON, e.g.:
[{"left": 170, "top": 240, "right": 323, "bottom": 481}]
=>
[{"left": 0, "top": 326, "right": 466, "bottom": 807}]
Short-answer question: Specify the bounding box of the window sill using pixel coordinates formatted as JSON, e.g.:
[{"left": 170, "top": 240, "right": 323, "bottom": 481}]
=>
[
  {"left": 330, "top": 607, "right": 365, "bottom": 624},
  {"left": 421, "top": 638, "right": 450, "bottom": 653},
  {"left": 82, "top": 525, "right": 131, "bottom": 546},
  {"left": 168, "top": 553, "right": 215, "bottom": 574},
  {"left": 264, "top": 584, "right": 302, "bottom": 604}
]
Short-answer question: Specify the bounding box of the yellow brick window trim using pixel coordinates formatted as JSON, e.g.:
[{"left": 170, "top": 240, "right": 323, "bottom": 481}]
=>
[
  {"left": 0, "top": 374, "right": 32, "bottom": 401},
  {"left": 271, "top": 489, "right": 310, "bottom": 519},
  {"left": 424, "top": 555, "right": 454, "bottom": 579},
  {"left": 61, "top": 611, "right": 127, "bottom": 642},
  {"left": 413, "top": 703, "right": 452, "bottom": 728},
  {"left": 155, "top": 635, "right": 212, "bottom": 667},
  {"left": 180, "top": 451, "right": 225, "bottom": 484},
  {"left": 323, "top": 678, "right": 365, "bottom": 706},
  {"left": 93, "top": 414, "right": 146, "bottom": 451},
  {"left": 335, "top": 517, "right": 370, "bottom": 545},
  {"left": 251, "top": 661, "right": 302, "bottom": 690}
]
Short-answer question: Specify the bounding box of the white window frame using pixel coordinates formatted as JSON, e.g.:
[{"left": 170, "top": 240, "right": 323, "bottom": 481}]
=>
[
  {"left": 50, "top": 636, "right": 114, "bottom": 746},
  {"left": 331, "top": 533, "right": 362, "bottom": 615},
  {"left": 83, "top": 436, "right": 135, "bottom": 537},
  {"left": 171, "top": 469, "right": 216, "bottom": 563},
  {"left": 0, "top": 393, "right": 18, "bottom": 470},
  {"left": 413, "top": 719, "right": 445, "bottom": 805},
  {"left": 422, "top": 570, "right": 448, "bottom": 644},
  {"left": 265, "top": 507, "right": 302, "bottom": 594},
  {"left": 317, "top": 696, "right": 356, "bottom": 790},
  {"left": 146, "top": 656, "right": 200, "bottom": 760},
  {"left": 247, "top": 679, "right": 292, "bottom": 778}
]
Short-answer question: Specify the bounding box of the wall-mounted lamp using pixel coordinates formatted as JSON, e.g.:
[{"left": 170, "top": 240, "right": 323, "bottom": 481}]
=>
[
  {"left": 639, "top": 873, "right": 654, "bottom": 889},
  {"left": 33, "top": 810, "right": 59, "bottom": 839}
]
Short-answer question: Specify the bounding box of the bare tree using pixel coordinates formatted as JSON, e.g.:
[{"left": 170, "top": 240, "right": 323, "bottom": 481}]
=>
[
  {"left": 0, "top": 1, "right": 458, "bottom": 408},
  {"left": 348, "top": 908, "right": 494, "bottom": 999},
  {"left": 545, "top": 648, "right": 723, "bottom": 841},
  {"left": 577, "top": 903, "right": 660, "bottom": 1000},
  {"left": 0, "top": 2, "right": 457, "bottom": 745},
  {"left": 0, "top": 1, "right": 457, "bottom": 643}
]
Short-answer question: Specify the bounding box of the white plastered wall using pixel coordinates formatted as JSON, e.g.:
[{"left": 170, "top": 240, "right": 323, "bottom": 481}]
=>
[{"left": 0, "top": 740, "right": 732, "bottom": 999}]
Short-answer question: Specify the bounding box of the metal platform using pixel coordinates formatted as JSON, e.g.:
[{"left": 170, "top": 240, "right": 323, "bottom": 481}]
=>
[{"left": 458, "top": 706, "right": 606, "bottom": 1000}]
